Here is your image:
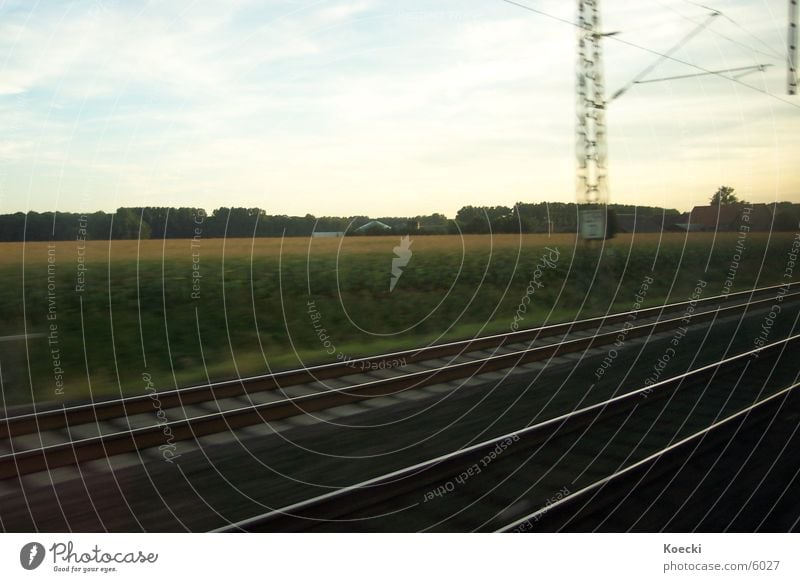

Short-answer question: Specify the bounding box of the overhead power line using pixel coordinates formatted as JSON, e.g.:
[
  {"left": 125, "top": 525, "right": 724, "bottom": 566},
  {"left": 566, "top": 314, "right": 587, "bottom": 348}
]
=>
[
  {"left": 609, "top": 10, "right": 720, "bottom": 101},
  {"left": 679, "top": 0, "right": 786, "bottom": 60},
  {"left": 651, "top": 0, "right": 784, "bottom": 60},
  {"left": 634, "top": 64, "right": 773, "bottom": 84},
  {"left": 498, "top": 0, "right": 800, "bottom": 109}
]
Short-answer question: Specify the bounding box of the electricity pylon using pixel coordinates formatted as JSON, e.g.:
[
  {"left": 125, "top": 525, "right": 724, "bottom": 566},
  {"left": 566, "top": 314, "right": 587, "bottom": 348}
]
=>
[
  {"left": 576, "top": 1, "right": 610, "bottom": 239},
  {"left": 573, "top": 1, "right": 770, "bottom": 239}
]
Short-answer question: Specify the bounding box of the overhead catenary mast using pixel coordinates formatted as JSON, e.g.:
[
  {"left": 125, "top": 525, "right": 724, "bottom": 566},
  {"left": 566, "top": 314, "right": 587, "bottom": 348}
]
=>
[
  {"left": 576, "top": 0, "right": 610, "bottom": 239},
  {"left": 499, "top": 0, "right": 778, "bottom": 239},
  {"left": 790, "top": 0, "right": 798, "bottom": 94},
  {"left": 573, "top": 2, "right": 763, "bottom": 239}
]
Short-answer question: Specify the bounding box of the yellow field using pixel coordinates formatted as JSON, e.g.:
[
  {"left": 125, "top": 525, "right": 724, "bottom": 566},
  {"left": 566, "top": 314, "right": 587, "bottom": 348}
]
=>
[
  {"left": 0, "top": 230, "right": 793, "bottom": 404},
  {"left": 0, "top": 232, "right": 755, "bottom": 266}
]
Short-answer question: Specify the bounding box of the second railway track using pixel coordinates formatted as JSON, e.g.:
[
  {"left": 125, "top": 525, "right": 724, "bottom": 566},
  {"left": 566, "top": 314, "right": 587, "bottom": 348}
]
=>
[
  {"left": 217, "top": 332, "right": 800, "bottom": 532},
  {"left": 1, "top": 282, "right": 797, "bottom": 481}
]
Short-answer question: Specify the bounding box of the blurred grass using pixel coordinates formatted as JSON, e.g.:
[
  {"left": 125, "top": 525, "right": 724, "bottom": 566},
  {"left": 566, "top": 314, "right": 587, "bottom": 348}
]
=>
[{"left": 0, "top": 232, "right": 794, "bottom": 406}]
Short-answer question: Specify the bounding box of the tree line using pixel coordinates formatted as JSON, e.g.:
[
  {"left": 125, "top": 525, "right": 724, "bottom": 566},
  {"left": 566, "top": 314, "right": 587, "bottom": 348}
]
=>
[
  {"left": 0, "top": 207, "right": 449, "bottom": 241},
  {"left": 0, "top": 202, "right": 682, "bottom": 241}
]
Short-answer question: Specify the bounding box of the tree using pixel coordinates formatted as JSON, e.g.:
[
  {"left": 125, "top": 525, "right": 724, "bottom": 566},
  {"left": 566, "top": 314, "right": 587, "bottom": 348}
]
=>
[
  {"left": 710, "top": 186, "right": 739, "bottom": 205},
  {"left": 455, "top": 205, "right": 514, "bottom": 233},
  {"left": 112, "top": 208, "right": 151, "bottom": 239}
]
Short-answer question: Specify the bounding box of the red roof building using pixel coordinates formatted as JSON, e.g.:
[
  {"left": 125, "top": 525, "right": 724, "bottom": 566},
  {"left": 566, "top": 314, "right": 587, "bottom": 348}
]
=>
[{"left": 688, "top": 205, "right": 743, "bottom": 231}]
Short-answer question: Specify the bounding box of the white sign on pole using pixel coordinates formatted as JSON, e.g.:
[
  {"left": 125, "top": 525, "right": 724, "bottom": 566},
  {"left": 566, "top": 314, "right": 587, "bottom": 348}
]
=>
[{"left": 580, "top": 208, "right": 606, "bottom": 240}]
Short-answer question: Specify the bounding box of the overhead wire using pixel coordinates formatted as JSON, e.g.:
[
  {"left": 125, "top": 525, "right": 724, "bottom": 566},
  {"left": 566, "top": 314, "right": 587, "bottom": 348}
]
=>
[
  {"left": 679, "top": 0, "right": 786, "bottom": 60},
  {"left": 634, "top": 64, "right": 773, "bottom": 84},
  {"left": 498, "top": 0, "right": 800, "bottom": 109},
  {"left": 609, "top": 10, "right": 720, "bottom": 101},
  {"left": 677, "top": 0, "right": 796, "bottom": 91},
  {"left": 651, "top": 0, "right": 784, "bottom": 60}
]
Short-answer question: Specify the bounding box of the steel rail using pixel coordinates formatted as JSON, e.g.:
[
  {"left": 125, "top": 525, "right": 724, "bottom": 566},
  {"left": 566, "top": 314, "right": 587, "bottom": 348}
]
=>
[
  {"left": 0, "top": 289, "right": 795, "bottom": 480},
  {"left": 2, "top": 282, "right": 795, "bottom": 436},
  {"left": 496, "top": 379, "right": 800, "bottom": 532},
  {"left": 211, "top": 332, "right": 800, "bottom": 532}
]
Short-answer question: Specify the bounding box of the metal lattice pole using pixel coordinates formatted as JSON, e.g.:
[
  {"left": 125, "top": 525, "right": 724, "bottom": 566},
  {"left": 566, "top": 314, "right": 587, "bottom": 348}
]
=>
[
  {"left": 790, "top": 0, "right": 798, "bottom": 95},
  {"left": 576, "top": 0, "right": 608, "bottom": 206},
  {"left": 576, "top": 1, "right": 609, "bottom": 239}
]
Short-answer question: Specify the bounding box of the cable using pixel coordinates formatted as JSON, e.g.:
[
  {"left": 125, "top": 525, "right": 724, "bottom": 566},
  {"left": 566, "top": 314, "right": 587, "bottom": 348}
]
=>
[
  {"left": 651, "top": 0, "right": 784, "bottom": 60},
  {"left": 498, "top": 0, "right": 800, "bottom": 109},
  {"left": 610, "top": 11, "right": 720, "bottom": 101},
  {"left": 680, "top": 0, "right": 786, "bottom": 60},
  {"left": 634, "top": 64, "right": 773, "bottom": 84},
  {"left": 611, "top": 33, "right": 799, "bottom": 108},
  {"left": 499, "top": 0, "right": 577, "bottom": 27}
]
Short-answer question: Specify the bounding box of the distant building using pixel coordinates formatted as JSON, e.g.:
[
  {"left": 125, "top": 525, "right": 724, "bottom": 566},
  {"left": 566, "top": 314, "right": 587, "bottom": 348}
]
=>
[
  {"left": 354, "top": 220, "right": 392, "bottom": 234},
  {"left": 688, "top": 205, "right": 742, "bottom": 231},
  {"left": 311, "top": 231, "right": 344, "bottom": 238},
  {"left": 770, "top": 203, "right": 800, "bottom": 230},
  {"left": 685, "top": 204, "right": 775, "bottom": 232},
  {"left": 748, "top": 204, "right": 774, "bottom": 231}
]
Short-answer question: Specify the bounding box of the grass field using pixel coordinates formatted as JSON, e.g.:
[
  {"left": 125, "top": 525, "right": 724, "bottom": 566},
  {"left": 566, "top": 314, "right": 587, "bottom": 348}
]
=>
[{"left": 0, "top": 232, "right": 796, "bottom": 406}]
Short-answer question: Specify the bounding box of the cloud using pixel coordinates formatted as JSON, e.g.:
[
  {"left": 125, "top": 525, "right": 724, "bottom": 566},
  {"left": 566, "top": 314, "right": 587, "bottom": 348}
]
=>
[{"left": 0, "top": 0, "right": 796, "bottom": 216}]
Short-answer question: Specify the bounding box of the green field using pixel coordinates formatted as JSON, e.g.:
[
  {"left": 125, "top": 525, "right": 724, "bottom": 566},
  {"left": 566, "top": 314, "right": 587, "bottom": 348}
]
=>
[{"left": 0, "top": 232, "right": 795, "bottom": 407}]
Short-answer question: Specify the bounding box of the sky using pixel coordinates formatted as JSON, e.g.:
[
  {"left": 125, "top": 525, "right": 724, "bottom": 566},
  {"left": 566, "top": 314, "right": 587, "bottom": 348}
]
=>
[{"left": 0, "top": 0, "right": 797, "bottom": 217}]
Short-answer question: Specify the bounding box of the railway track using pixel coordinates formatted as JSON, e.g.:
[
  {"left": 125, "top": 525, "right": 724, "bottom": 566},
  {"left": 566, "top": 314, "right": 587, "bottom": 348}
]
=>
[
  {"left": 215, "top": 332, "right": 800, "bottom": 532},
  {"left": 0, "top": 282, "right": 797, "bottom": 482},
  {"left": 501, "top": 380, "right": 800, "bottom": 532}
]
